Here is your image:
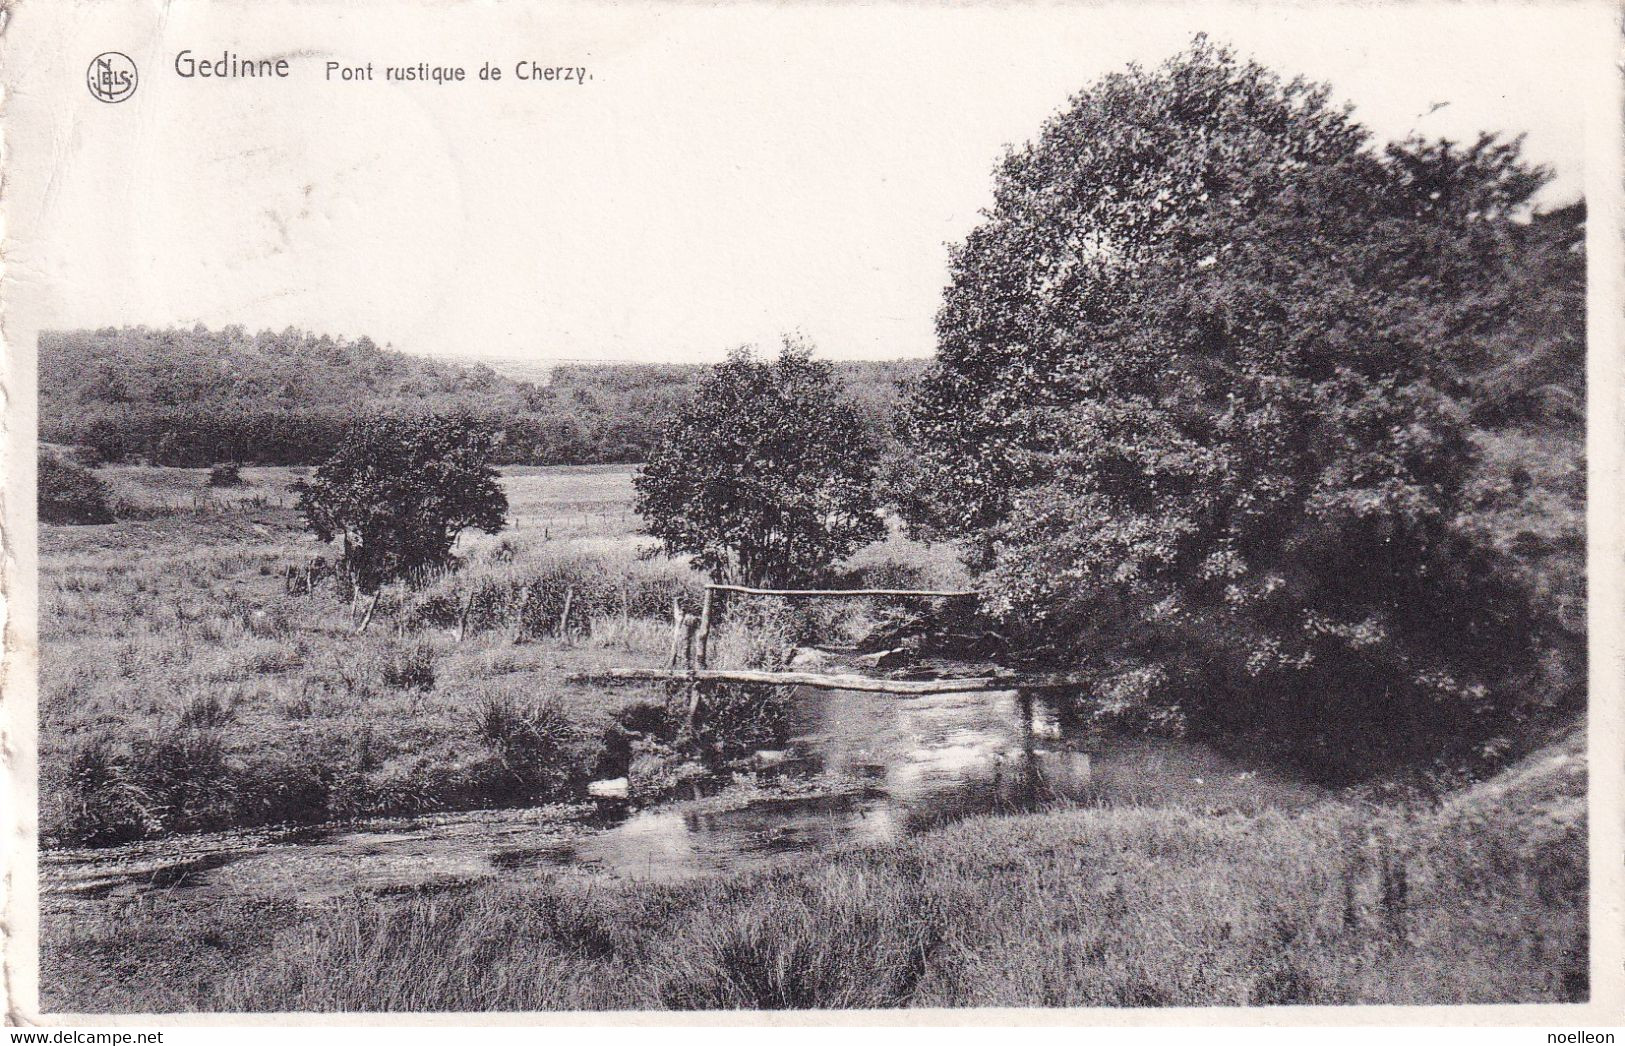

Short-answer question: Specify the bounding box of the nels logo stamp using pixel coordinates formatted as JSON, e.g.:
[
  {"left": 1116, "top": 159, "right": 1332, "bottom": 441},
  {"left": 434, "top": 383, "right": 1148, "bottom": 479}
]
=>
[{"left": 87, "top": 51, "right": 137, "bottom": 103}]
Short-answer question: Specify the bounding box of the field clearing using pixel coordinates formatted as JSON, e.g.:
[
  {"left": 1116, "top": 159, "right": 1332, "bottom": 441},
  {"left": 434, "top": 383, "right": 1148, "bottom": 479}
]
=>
[{"left": 74, "top": 462, "right": 643, "bottom": 541}]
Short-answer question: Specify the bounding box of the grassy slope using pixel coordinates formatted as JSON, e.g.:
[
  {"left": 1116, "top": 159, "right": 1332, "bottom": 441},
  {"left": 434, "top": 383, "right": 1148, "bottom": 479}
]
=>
[
  {"left": 42, "top": 725, "right": 1584, "bottom": 1012},
  {"left": 38, "top": 466, "right": 695, "bottom": 845}
]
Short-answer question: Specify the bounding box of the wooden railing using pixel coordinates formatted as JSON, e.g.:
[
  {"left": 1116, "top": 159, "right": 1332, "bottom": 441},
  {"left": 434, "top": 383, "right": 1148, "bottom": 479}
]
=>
[
  {"left": 688, "top": 582, "right": 978, "bottom": 670},
  {"left": 703, "top": 584, "right": 978, "bottom": 599}
]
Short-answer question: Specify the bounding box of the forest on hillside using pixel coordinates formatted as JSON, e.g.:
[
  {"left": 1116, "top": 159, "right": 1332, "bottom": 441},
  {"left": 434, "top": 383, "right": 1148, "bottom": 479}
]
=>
[{"left": 38, "top": 325, "right": 923, "bottom": 467}]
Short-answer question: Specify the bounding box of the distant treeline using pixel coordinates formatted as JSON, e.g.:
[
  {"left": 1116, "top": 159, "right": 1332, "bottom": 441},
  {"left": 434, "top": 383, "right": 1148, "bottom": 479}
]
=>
[{"left": 38, "top": 325, "right": 925, "bottom": 466}]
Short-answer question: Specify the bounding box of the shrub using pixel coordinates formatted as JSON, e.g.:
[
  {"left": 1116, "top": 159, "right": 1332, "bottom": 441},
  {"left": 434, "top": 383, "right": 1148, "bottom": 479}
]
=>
[
  {"left": 39, "top": 454, "right": 114, "bottom": 525},
  {"left": 598, "top": 700, "right": 676, "bottom": 780},
  {"left": 380, "top": 641, "right": 436, "bottom": 692},
  {"left": 294, "top": 412, "right": 508, "bottom": 596},
  {"left": 627, "top": 737, "right": 709, "bottom": 800},
  {"left": 682, "top": 681, "right": 792, "bottom": 763},
  {"left": 207, "top": 462, "right": 244, "bottom": 487}
]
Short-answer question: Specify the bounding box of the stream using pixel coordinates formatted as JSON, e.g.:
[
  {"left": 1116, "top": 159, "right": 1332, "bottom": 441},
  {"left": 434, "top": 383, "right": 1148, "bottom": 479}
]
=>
[{"left": 42, "top": 675, "right": 1326, "bottom": 905}]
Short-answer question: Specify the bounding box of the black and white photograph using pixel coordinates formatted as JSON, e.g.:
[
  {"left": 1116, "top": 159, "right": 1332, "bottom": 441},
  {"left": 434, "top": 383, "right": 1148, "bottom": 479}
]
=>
[{"left": 2, "top": 0, "right": 1619, "bottom": 1025}]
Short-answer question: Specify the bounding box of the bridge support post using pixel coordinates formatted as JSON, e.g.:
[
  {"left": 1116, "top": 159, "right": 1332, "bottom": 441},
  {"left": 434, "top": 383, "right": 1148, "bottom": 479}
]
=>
[{"left": 684, "top": 681, "right": 703, "bottom": 733}]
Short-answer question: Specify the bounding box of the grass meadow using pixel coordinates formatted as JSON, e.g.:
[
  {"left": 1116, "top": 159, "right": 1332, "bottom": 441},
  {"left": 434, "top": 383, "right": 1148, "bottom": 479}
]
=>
[
  {"left": 37, "top": 464, "right": 1586, "bottom": 1010},
  {"left": 39, "top": 464, "right": 962, "bottom": 846}
]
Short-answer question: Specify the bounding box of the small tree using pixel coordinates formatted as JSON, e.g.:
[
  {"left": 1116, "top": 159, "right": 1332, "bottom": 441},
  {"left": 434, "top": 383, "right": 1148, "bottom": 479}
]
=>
[
  {"left": 635, "top": 339, "right": 885, "bottom": 587},
  {"left": 295, "top": 413, "right": 508, "bottom": 629}
]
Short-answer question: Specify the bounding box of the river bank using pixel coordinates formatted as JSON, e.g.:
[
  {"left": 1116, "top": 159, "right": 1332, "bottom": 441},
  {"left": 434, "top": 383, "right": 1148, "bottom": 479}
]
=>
[
  {"left": 41, "top": 656, "right": 1326, "bottom": 910},
  {"left": 41, "top": 724, "right": 1585, "bottom": 1011}
]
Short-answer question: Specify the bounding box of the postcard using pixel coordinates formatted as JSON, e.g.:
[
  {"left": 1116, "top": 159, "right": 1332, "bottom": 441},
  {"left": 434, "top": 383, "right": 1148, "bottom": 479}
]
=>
[{"left": 2, "top": 0, "right": 1620, "bottom": 1029}]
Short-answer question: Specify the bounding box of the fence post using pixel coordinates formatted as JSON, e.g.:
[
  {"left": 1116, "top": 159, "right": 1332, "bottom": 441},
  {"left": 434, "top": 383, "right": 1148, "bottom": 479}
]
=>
[
  {"left": 695, "top": 587, "right": 714, "bottom": 668},
  {"left": 684, "top": 681, "right": 703, "bottom": 734},
  {"left": 620, "top": 578, "right": 631, "bottom": 647},
  {"left": 558, "top": 586, "right": 575, "bottom": 640},
  {"left": 353, "top": 591, "right": 381, "bottom": 635},
  {"left": 454, "top": 587, "right": 476, "bottom": 642},
  {"left": 511, "top": 583, "right": 532, "bottom": 645}
]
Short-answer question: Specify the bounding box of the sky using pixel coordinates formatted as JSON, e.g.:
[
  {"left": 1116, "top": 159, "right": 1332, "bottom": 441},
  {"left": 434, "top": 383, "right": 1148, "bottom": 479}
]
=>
[{"left": 6, "top": 1, "right": 1606, "bottom": 366}]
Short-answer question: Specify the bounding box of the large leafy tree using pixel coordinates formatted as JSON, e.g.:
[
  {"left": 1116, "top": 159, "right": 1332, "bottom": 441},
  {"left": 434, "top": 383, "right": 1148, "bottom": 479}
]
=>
[
  {"left": 635, "top": 340, "right": 885, "bottom": 587},
  {"left": 899, "top": 38, "right": 1555, "bottom": 775},
  {"left": 296, "top": 412, "right": 508, "bottom": 608}
]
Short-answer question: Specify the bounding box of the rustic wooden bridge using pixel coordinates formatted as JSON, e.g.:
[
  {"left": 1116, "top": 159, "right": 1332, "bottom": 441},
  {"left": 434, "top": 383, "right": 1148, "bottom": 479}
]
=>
[
  {"left": 572, "top": 667, "right": 1084, "bottom": 695},
  {"left": 566, "top": 582, "right": 1079, "bottom": 703}
]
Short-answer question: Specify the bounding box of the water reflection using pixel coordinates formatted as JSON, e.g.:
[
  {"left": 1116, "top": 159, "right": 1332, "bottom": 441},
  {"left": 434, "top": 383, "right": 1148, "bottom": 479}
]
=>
[
  {"left": 562, "top": 686, "right": 1106, "bottom": 880},
  {"left": 561, "top": 680, "right": 1327, "bottom": 882}
]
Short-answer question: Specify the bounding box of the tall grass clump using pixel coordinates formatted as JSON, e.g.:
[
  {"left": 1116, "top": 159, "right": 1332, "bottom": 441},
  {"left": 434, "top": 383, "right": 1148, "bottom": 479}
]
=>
[
  {"left": 467, "top": 690, "right": 605, "bottom": 803},
  {"left": 707, "top": 599, "right": 835, "bottom": 671},
  {"left": 654, "top": 861, "right": 947, "bottom": 1009},
  {"left": 55, "top": 728, "right": 237, "bottom": 844},
  {"left": 379, "top": 640, "right": 437, "bottom": 692},
  {"left": 177, "top": 693, "right": 234, "bottom": 730}
]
